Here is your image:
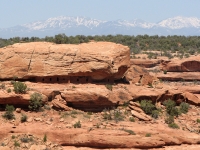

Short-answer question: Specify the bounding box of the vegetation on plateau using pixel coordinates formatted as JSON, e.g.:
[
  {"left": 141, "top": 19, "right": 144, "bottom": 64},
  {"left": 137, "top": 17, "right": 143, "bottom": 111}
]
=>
[{"left": 1, "top": 34, "right": 200, "bottom": 59}]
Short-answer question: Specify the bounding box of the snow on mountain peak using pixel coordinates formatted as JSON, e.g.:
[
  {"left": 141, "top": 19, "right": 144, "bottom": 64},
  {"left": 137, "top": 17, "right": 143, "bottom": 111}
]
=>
[
  {"left": 158, "top": 16, "right": 200, "bottom": 29},
  {"left": 23, "top": 16, "right": 106, "bottom": 30},
  {"left": 118, "top": 19, "right": 155, "bottom": 28}
]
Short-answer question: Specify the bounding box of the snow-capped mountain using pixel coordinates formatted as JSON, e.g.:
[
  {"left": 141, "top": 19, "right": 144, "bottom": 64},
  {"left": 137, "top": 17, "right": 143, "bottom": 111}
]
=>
[
  {"left": 22, "top": 16, "right": 106, "bottom": 30},
  {"left": 1, "top": 16, "right": 200, "bottom": 38},
  {"left": 158, "top": 16, "right": 200, "bottom": 29}
]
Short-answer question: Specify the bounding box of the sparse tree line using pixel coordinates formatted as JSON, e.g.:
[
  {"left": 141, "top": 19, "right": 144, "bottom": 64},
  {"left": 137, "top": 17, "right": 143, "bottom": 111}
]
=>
[{"left": 1, "top": 34, "right": 200, "bottom": 57}]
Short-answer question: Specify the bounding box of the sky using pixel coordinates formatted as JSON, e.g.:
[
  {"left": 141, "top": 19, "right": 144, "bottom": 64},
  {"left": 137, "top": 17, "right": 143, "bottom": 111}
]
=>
[{"left": 0, "top": 0, "right": 200, "bottom": 28}]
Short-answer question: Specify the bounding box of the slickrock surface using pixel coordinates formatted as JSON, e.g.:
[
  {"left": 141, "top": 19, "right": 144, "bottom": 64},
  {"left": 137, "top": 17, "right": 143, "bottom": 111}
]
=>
[{"left": 0, "top": 42, "right": 130, "bottom": 80}]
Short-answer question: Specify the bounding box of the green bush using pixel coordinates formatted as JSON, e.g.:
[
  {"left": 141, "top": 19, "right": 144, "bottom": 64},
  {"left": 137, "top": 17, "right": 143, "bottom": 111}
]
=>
[
  {"left": 20, "top": 136, "right": 33, "bottom": 143},
  {"left": 73, "top": 121, "right": 81, "bottom": 128},
  {"left": 2, "top": 105, "right": 15, "bottom": 120},
  {"left": 168, "top": 122, "right": 179, "bottom": 129},
  {"left": 113, "top": 109, "right": 124, "bottom": 122},
  {"left": 145, "top": 133, "right": 151, "bottom": 137},
  {"left": 129, "top": 117, "right": 135, "bottom": 122},
  {"left": 28, "top": 92, "right": 43, "bottom": 111},
  {"left": 197, "top": 119, "right": 200, "bottom": 123},
  {"left": 163, "top": 99, "right": 179, "bottom": 116},
  {"left": 163, "top": 70, "right": 167, "bottom": 74},
  {"left": 21, "top": 114, "right": 27, "bottom": 123},
  {"left": 165, "top": 115, "right": 174, "bottom": 124},
  {"left": 7, "top": 88, "right": 11, "bottom": 93},
  {"left": 122, "top": 129, "right": 135, "bottom": 135},
  {"left": 151, "top": 110, "right": 160, "bottom": 119},
  {"left": 102, "top": 112, "right": 112, "bottom": 120},
  {"left": 43, "top": 134, "right": 47, "bottom": 142},
  {"left": 140, "top": 100, "right": 156, "bottom": 115},
  {"left": 179, "top": 102, "right": 189, "bottom": 114},
  {"left": 13, "top": 81, "right": 27, "bottom": 94},
  {"left": 105, "top": 84, "right": 113, "bottom": 91},
  {"left": 14, "top": 140, "right": 20, "bottom": 147},
  {"left": 0, "top": 83, "right": 5, "bottom": 90}
]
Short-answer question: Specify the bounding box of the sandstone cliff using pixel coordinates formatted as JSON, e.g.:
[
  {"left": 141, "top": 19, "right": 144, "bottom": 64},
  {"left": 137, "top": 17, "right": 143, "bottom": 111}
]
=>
[{"left": 0, "top": 42, "right": 130, "bottom": 82}]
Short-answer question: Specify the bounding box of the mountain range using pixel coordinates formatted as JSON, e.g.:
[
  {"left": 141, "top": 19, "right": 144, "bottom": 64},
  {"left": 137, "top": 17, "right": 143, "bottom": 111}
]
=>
[{"left": 1, "top": 16, "right": 200, "bottom": 38}]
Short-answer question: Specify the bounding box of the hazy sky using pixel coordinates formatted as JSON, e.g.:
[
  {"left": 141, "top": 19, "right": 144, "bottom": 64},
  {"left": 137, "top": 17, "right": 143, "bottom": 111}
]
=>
[{"left": 0, "top": 0, "right": 200, "bottom": 28}]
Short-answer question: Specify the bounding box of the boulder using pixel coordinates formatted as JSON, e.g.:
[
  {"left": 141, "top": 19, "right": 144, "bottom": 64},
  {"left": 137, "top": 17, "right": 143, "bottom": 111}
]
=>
[
  {"left": 125, "top": 64, "right": 157, "bottom": 85},
  {"left": 129, "top": 101, "right": 141, "bottom": 107},
  {"left": 0, "top": 42, "right": 130, "bottom": 82},
  {"left": 182, "top": 92, "right": 200, "bottom": 106},
  {"left": 52, "top": 99, "right": 72, "bottom": 111},
  {"left": 131, "top": 110, "right": 152, "bottom": 121},
  {"left": 129, "top": 105, "right": 144, "bottom": 113}
]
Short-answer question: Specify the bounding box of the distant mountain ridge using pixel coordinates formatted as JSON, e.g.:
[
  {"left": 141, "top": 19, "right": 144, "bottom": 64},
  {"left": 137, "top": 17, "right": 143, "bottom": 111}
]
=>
[{"left": 1, "top": 16, "right": 200, "bottom": 38}]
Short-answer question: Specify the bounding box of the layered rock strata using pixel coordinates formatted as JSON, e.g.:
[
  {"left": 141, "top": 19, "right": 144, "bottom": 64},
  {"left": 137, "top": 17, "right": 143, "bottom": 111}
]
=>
[{"left": 0, "top": 42, "right": 130, "bottom": 83}]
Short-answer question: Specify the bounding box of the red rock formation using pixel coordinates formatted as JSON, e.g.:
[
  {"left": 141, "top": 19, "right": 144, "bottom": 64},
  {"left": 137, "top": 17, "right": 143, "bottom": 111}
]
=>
[
  {"left": 0, "top": 42, "right": 130, "bottom": 82},
  {"left": 161, "top": 56, "right": 200, "bottom": 72},
  {"left": 125, "top": 64, "right": 157, "bottom": 85}
]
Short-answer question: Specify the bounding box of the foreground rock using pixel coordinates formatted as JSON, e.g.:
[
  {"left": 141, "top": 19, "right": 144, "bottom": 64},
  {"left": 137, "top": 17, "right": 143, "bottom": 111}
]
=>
[{"left": 0, "top": 120, "right": 200, "bottom": 149}]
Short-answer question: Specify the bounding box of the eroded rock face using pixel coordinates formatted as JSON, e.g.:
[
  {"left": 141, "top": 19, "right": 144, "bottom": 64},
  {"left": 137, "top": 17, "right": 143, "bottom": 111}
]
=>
[
  {"left": 125, "top": 64, "right": 157, "bottom": 85},
  {"left": 161, "top": 56, "right": 200, "bottom": 72},
  {"left": 0, "top": 42, "right": 130, "bottom": 82}
]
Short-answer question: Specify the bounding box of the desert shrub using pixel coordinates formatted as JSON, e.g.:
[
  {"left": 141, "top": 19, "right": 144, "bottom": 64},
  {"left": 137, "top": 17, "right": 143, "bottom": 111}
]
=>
[
  {"left": 44, "top": 104, "right": 51, "bottom": 110},
  {"left": 122, "top": 129, "right": 135, "bottom": 135},
  {"left": 105, "top": 84, "right": 113, "bottom": 91},
  {"left": 140, "top": 100, "right": 156, "bottom": 115},
  {"left": 129, "top": 117, "right": 135, "bottom": 122},
  {"left": 102, "top": 111, "right": 112, "bottom": 120},
  {"left": 14, "top": 140, "right": 20, "bottom": 147},
  {"left": 7, "top": 88, "right": 11, "bottom": 93},
  {"left": 0, "top": 83, "right": 5, "bottom": 90},
  {"left": 148, "top": 83, "right": 153, "bottom": 88},
  {"left": 102, "top": 108, "right": 124, "bottom": 122},
  {"left": 145, "top": 133, "right": 151, "bottom": 137},
  {"left": 122, "top": 101, "right": 129, "bottom": 107},
  {"left": 113, "top": 109, "right": 124, "bottom": 122},
  {"left": 168, "top": 122, "right": 179, "bottom": 129},
  {"left": 151, "top": 110, "right": 160, "bottom": 119},
  {"left": 28, "top": 92, "right": 43, "bottom": 112},
  {"left": 170, "top": 107, "right": 180, "bottom": 117},
  {"left": 20, "top": 136, "right": 33, "bottom": 143},
  {"left": 13, "top": 81, "right": 27, "bottom": 94},
  {"left": 12, "top": 135, "right": 15, "bottom": 139},
  {"left": 179, "top": 102, "right": 189, "bottom": 114},
  {"left": 71, "top": 110, "right": 78, "bottom": 115},
  {"left": 21, "top": 114, "right": 27, "bottom": 123},
  {"left": 165, "top": 115, "right": 174, "bottom": 124},
  {"left": 197, "top": 119, "right": 200, "bottom": 123},
  {"left": 2, "top": 105, "right": 15, "bottom": 120},
  {"left": 163, "top": 70, "right": 167, "bottom": 74},
  {"left": 73, "top": 121, "right": 81, "bottom": 128},
  {"left": 163, "top": 99, "right": 179, "bottom": 116},
  {"left": 43, "top": 134, "right": 47, "bottom": 142}
]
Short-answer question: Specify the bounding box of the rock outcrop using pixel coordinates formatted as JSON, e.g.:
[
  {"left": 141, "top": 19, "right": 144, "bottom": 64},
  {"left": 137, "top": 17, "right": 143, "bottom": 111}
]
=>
[
  {"left": 0, "top": 90, "right": 47, "bottom": 106},
  {"left": 161, "top": 56, "right": 200, "bottom": 72},
  {"left": 125, "top": 64, "right": 157, "bottom": 85},
  {"left": 0, "top": 42, "right": 130, "bottom": 82}
]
